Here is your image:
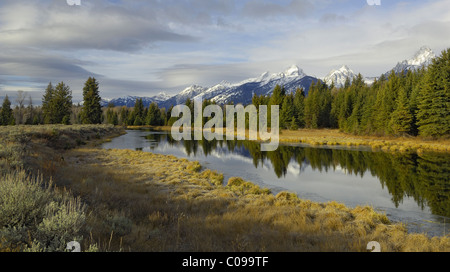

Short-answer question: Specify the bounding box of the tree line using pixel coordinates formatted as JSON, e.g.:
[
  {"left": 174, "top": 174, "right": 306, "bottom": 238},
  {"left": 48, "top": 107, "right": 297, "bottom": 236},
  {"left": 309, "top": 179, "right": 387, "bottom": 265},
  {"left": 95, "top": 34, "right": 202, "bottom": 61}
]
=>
[
  {"left": 0, "top": 77, "right": 104, "bottom": 126},
  {"left": 252, "top": 48, "right": 450, "bottom": 138},
  {"left": 1, "top": 48, "right": 448, "bottom": 138}
]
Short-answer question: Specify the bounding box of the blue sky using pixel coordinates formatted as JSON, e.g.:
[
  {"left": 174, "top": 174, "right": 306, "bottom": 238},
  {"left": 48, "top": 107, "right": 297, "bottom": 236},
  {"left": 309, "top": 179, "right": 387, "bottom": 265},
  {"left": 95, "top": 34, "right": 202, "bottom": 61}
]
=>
[{"left": 0, "top": 0, "right": 449, "bottom": 103}]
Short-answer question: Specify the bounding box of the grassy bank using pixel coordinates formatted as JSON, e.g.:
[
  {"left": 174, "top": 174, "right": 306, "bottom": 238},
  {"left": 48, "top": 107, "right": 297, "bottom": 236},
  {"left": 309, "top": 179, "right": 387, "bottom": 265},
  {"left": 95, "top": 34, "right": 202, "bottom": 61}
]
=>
[
  {"left": 1, "top": 125, "right": 449, "bottom": 252},
  {"left": 0, "top": 124, "right": 124, "bottom": 252},
  {"left": 279, "top": 129, "right": 450, "bottom": 153},
  {"left": 129, "top": 126, "right": 450, "bottom": 153},
  {"left": 52, "top": 147, "right": 449, "bottom": 252}
]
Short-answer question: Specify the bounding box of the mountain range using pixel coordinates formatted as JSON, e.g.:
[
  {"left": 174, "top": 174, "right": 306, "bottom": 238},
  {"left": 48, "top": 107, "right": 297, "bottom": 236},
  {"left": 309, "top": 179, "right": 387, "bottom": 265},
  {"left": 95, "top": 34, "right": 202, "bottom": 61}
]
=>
[{"left": 101, "top": 46, "right": 436, "bottom": 108}]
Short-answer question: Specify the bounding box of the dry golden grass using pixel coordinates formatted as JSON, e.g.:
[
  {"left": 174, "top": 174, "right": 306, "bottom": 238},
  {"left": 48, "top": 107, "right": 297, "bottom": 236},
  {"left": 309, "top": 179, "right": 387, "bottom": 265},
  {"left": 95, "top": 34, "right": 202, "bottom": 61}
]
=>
[
  {"left": 129, "top": 126, "right": 450, "bottom": 153},
  {"left": 279, "top": 129, "right": 450, "bottom": 153},
  {"left": 6, "top": 125, "right": 446, "bottom": 252},
  {"left": 44, "top": 145, "right": 449, "bottom": 252}
]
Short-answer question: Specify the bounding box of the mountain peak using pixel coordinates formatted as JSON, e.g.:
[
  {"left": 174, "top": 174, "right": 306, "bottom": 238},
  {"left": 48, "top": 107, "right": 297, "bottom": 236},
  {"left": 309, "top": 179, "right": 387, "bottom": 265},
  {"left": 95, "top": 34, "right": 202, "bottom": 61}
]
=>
[
  {"left": 323, "top": 65, "right": 355, "bottom": 87},
  {"left": 283, "top": 65, "right": 304, "bottom": 77},
  {"left": 409, "top": 46, "right": 435, "bottom": 66},
  {"left": 391, "top": 46, "right": 436, "bottom": 74},
  {"left": 339, "top": 65, "right": 351, "bottom": 71}
]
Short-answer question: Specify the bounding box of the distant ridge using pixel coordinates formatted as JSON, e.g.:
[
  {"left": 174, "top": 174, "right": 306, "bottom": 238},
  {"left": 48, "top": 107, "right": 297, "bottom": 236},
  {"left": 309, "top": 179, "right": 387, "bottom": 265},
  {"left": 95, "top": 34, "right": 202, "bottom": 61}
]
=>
[{"left": 104, "top": 46, "right": 437, "bottom": 108}]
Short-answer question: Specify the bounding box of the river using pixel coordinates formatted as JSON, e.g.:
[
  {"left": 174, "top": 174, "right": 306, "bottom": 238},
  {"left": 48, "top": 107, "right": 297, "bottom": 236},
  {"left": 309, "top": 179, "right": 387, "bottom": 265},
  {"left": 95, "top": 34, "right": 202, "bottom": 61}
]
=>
[{"left": 102, "top": 129, "right": 450, "bottom": 237}]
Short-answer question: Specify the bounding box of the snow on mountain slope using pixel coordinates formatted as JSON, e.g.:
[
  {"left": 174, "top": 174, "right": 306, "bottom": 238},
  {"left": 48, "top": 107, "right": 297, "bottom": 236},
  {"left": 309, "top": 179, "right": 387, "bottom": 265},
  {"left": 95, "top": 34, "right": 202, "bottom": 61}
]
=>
[
  {"left": 323, "top": 65, "right": 356, "bottom": 88},
  {"left": 104, "top": 46, "right": 438, "bottom": 108},
  {"left": 101, "top": 92, "right": 171, "bottom": 107},
  {"left": 391, "top": 46, "right": 436, "bottom": 74},
  {"left": 158, "top": 65, "right": 318, "bottom": 108}
]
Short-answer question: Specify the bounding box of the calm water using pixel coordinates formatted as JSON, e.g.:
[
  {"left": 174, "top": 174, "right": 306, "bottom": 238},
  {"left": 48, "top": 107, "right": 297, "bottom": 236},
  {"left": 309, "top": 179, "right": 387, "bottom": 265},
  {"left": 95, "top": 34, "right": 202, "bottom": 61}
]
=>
[{"left": 102, "top": 129, "right": 450, "bottom": 237}]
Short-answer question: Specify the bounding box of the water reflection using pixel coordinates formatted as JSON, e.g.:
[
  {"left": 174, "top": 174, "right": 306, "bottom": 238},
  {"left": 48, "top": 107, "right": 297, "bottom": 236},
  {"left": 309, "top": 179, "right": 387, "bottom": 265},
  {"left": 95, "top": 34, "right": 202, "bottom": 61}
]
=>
[{"left": 142, "top": 131, "right": 449, "bottom": 218}]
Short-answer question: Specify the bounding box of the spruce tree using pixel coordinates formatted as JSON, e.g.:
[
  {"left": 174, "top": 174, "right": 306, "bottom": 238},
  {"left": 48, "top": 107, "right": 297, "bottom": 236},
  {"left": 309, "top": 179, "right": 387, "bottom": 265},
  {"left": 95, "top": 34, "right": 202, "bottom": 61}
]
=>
[
  {"left": 269, "top": 85, "right": 285, "bottom": 107},
  {"left": 389, "top": 87, "right": 413, "bottom": 135},
  {"left": 52, "top": 82, "right": 73, "bottom": 124},
  {"left": 42, "top": 82, "right": 55, "bottom": 124},
  {"left": 0, "top": 95, "right": 15, "bottom": 126},
  {"left": 373, "top": 71, "right": 399, "bottom": 135},
  {"left": 289, "top": 117, "right": 299, "bottom": 130},
  {"left": 80, "top": 77, "right": 102, "bottom": 124},
  {"left": 119, "top": 106, "right": 129, "bottom": 125},
  {"left": 280, "top": 93, "right": 294, "bottom": 129},
  {"left": 304, "top": 82, "right": 319, "bottom": 128},
  {"left": 146, "top": 102, "right": 162, "bottom": 126},
  {"left": 106, "top": 104, "right": 118, "bottom": 125},
  {"left": 133, "top": 98, "right": 145, "bottom": 123},
  {"left": 293, "top": 88, "right": 305, "bottom": 128},
  {"left": 416, "top": 49, "right": 450, "bottom": 137}
]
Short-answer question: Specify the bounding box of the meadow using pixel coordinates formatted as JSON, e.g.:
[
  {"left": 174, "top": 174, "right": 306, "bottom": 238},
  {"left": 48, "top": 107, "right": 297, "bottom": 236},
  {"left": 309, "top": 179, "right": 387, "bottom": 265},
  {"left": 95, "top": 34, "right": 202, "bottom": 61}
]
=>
[{"left": 0, "top": 125, "right": 449, "bottom": 252}]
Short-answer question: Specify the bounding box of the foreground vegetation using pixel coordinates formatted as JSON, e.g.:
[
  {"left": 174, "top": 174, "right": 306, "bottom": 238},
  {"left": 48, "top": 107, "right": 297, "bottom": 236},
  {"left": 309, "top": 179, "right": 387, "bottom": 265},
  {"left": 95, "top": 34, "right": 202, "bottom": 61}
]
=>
[
  {"left": 0, "top": 125, "right": 449, "bottom": 252},
  {"left": 0, "top": 125, "right": 123, "bottom": 251}
]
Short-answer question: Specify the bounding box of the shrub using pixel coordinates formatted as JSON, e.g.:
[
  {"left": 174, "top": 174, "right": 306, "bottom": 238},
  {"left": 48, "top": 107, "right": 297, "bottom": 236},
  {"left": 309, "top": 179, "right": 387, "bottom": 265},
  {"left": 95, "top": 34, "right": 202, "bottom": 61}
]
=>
[
  {"left": 0, "top": 170, "right": 86, "bottom": 252},
  {"left": 104, "top": 214, "right": 133, "bottom": 237}
]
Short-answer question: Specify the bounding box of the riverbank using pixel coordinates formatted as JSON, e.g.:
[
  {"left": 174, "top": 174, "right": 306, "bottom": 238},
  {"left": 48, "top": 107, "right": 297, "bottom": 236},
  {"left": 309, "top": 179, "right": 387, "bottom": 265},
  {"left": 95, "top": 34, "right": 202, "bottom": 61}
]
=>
[
  {"left": 1, "top": 125, "right": 448, "bottom": 252},
  {"left": 128, "top": 126, "right": 450, "bottom": 153},
  {"left": 54, "top": 146, "right": 449, "bottom": 251}
]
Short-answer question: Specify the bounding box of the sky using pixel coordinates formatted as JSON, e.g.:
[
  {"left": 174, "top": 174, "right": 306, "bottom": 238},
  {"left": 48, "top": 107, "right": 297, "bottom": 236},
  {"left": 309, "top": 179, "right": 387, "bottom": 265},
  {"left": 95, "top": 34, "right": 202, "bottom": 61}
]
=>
[{"left": 0, "top": 0, "right": 449, "bottom": 104}]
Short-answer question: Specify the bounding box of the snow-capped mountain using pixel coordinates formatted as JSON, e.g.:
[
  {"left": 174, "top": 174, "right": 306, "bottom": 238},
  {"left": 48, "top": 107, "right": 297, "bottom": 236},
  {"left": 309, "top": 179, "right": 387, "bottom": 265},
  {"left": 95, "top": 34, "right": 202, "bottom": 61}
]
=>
[
  {"left": 159, "top": 65, "right": 317, "bottom": 108},
  {"left": 160, "top": 85, "right": 208, "bottom": 109},
  {"left": 323, "top": 65, "right": 356, "bottom": 88},
  {"left": 103, "top": 46, "right": 438, "bottom": 108},
  {"left": 101, "top": 92, "right": 171, "bottom": 107},
  {"left": 391, "top": 46, "right": 436, "bottom": 74}
]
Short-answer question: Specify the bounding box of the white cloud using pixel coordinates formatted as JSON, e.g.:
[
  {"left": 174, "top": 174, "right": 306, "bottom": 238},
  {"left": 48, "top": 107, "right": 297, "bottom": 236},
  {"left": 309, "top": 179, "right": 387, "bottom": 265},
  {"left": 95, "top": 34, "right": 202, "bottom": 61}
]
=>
[
  {"left": 0, "top": 1, "right": 196, "bottom": 52},
  {"left": 0, "top": 0, "right": 449, "bottom": 99}
]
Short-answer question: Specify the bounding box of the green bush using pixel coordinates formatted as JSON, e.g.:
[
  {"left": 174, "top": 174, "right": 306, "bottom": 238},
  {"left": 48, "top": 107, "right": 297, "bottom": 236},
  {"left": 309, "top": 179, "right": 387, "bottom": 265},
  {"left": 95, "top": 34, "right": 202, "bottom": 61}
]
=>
[
  {"left": 105, "top": 214, "right": 133, "bottom": 237},
  {"left": 0, "top": 170, "right": 86, "bottom": 252}
]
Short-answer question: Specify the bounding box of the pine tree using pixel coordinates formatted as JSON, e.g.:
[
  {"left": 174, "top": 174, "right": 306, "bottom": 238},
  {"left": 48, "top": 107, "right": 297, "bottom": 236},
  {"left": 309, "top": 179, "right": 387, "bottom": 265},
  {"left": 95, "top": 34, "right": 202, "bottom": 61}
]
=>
[
  {"left": 304, "top": 82, "right": 320, "bottom": 128},
  {"left": 280, "top": 93, "right": 294, "bottom": 129},
  {"left": 133, "top": 115, "right": 143, "bottom": 126},
  {"left": 80, "top": 77, "right": 102, "bottom": 124},
  {"left": 42, "top": 82, "right": 55, "bottom": 124},
  {"left": 106, "top": 104, "right": 118, "bottom": 125},
  {"left": 293, "top": 88, "right": 305, "bottom": 128},
  {"left": 389, "top": 87, "right": 413, "bottom": 135},
  {"left": 317, "top": 80, "right": 332, "bottom": 128},
  {"left": 0, "top": 95, "right": 15, "bottom": 126},
  {"left": 119, "top": 106, "right": 129, "bottom": 125},
  {"left": 24, "top": 95, "right": 34, "bottom": 125},
  {"left": 146, "top": 102, "right": 162, "bottom": 126},
  {"left": 373, "top": 71, "right": 399, "bottom": 135},
  {"left": 130, "top": 98, "right": 144, "bottom": 125},
  {"left": 269, "top": 85, "right": 285, "bottom": 106},
  {"left": 289, "top": 117, "right": 299, "bottom": 130},
  {"left": 52, "top": 82, "right": 73, "bottom": 124},
  {"left": 416, "top": 49, "right": 450, "bottom": 137}
]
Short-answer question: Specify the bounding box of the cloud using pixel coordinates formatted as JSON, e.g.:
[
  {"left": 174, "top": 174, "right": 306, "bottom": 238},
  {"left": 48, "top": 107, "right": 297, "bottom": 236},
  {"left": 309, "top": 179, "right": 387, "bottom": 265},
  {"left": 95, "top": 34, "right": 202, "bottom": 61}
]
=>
[
  {"left": 241, "top": 0, "right": 314, "bottom": 19},
  {"left": 1, "top": 0, "right": 450, "bottom": 100},
  {"left": 244, "top": 0, "right": 450, "bottom": 77},
  {"left": 320, "top": 13, "right": 348, "bottom": 23},
  {"left": 0, "top": 1, "right": 196, "bottom": 52},
  {"left": 0, "top": 49, "right": 97, "bottom": 79}
]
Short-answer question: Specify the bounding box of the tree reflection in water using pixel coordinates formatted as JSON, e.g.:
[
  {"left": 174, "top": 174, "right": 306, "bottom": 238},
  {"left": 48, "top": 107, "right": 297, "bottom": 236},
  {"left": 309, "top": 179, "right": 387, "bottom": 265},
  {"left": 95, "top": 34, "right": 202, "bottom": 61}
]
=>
[{"left": 145, "top": 131, "right": 449, "bottom": 217}]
